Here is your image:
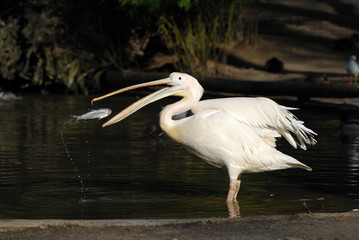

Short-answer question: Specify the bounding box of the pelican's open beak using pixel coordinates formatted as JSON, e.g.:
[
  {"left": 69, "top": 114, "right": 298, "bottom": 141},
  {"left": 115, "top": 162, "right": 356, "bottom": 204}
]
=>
[{"left": 91, "top": 78, "right": 181, "bottom": 127}]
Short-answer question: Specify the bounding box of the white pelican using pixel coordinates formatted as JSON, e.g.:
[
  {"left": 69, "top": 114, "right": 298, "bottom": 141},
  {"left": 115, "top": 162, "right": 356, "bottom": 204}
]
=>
[
  {"left": 346, "top": 55, "right": 359, "bottom": 85},
  {"left": 91, "top": 72, "right": 317, "bottom": 202}
]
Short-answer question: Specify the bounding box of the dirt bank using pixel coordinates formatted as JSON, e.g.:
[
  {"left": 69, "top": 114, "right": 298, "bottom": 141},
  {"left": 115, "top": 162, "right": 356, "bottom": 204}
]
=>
[
  {"left": 204, "top": 0, "right": 359, "bottom": 83},
  {"left": 1, "top": 212, "right": 359, "bottom": 240}
]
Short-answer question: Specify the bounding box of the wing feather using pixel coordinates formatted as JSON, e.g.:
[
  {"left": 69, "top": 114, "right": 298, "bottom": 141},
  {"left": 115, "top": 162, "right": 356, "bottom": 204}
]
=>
[
  {"left": 192, "top": 97, "right": 317, "bottom": 150},
  {"left": 177, "top": 108, "right": 311, "bottom": 174}
]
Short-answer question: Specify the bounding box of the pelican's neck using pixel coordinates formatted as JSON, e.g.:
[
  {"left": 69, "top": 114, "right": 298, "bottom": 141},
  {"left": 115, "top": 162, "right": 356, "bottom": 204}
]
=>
[{"left": 159, "top": 87, "right": 203, "bottom": 135}]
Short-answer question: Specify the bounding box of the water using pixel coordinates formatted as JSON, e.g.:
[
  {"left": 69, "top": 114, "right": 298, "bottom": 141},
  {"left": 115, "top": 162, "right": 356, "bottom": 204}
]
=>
[{"left": 0, "top": 93, "right": 358, "bottom": 219}]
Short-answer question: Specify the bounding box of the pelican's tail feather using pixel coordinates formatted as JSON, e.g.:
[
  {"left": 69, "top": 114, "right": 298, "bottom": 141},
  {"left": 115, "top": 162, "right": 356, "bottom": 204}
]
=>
[
  {"left": 280, "top": 106, "right": 317, "bottom": 150},
  {"left": 288, "top": 162, "right": 312, "bottom": 171}
]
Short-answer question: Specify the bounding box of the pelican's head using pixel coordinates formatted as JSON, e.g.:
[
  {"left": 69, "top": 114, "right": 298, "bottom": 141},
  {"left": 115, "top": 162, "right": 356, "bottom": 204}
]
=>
[
  {"left": 91, "top": 72, "right": 203, "bottom": 127},
  {"left": 350, "top": 55, "right": 357, "bottom": 61}
]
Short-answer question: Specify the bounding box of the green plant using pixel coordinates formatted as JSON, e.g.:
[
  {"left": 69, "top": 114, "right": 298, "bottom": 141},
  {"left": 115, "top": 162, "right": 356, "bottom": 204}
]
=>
[
  {"left": 159, "top": 0, "right": 257, "bottom": 76},
  {"left": 0, "top": 0, "right": 258, "bottom": 92},
  {"left": 0, "top": 17, "right": 22, "bottom": 80}
]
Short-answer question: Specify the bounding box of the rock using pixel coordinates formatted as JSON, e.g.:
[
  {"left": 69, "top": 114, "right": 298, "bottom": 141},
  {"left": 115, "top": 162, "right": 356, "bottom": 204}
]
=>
[
  {"left": 0, "top": 91, "right": 22, "bottom": 100},
  {"left": 265, "top": 57, "right": 284, "bottom": 73},
  {"left": 333, "top": 33, "right": 359, "bottom": 50},
  {"left": 304, "top": 73, "right": 330, "bottom": 84}
]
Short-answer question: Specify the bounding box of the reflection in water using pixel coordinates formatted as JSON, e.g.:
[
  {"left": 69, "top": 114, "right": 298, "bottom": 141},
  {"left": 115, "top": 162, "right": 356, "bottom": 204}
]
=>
[
  {"left": 227, "top": 201, "right": 241, "bottom": 218},
  {"left": 0, "top": 95, "right": 359, "bottom": 219},
  {"left": 341, "top": 135, "right": 359, "bottom": 198}
]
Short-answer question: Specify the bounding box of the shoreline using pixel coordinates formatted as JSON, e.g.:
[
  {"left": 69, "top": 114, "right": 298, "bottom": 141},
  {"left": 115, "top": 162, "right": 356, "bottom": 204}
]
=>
[{"left": 1, "top": 212, "right": 359, "bottom": 239}]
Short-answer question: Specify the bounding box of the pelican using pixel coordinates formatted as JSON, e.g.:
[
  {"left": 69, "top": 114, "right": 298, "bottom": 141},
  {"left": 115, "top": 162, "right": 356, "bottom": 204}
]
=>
[
  {"left": 346, "top": 55, "right": 359, "bottom": 85},
  {"left": 91, "top": 72, "right": 317, "bottom": 202}
]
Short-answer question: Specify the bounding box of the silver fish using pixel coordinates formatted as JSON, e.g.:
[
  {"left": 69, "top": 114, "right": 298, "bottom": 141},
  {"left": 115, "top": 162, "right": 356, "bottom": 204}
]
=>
[{"left": 70, "top": 108, "right": 112, "bottom": 123}]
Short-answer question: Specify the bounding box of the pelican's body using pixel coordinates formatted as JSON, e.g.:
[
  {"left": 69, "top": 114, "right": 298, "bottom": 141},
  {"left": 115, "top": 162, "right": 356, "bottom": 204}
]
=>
[
  {"left": 92, "top": 73, "right": 317, "bottom": 202},
  {"left": 174, "top": 97, "right": 312, "bottom": 173},
  {"left": 346, "top": 55, "right": 359, "bottom": 84}
]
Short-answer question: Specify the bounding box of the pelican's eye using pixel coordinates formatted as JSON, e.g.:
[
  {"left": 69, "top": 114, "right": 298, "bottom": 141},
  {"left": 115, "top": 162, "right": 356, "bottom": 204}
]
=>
[{"left": 172, "top": 75, "right": 184, "bottom": 84}]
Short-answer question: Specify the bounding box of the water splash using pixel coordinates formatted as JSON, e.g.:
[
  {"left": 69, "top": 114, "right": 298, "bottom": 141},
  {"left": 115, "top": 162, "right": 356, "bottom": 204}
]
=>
[
  {"left": 82, "top": 120, "right": 90, "bottom": 203},
  {"left": 61, "top": 121, "right": 87, "bottom": 217},
  {"left": 61, "top": 122, "right": 80, "bottom": 172}
]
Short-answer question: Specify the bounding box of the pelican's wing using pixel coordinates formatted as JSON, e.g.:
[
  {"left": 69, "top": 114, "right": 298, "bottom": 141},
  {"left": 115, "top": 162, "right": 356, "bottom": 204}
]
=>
[
  {"left": 178, "top": 109, "right": 311, "bottom": 175},
  {"left": 179, "top": 109, "right": 270, "bottom": 162},
  {"left": 192, "top": 97, "right": 317, "bottom": 150}
]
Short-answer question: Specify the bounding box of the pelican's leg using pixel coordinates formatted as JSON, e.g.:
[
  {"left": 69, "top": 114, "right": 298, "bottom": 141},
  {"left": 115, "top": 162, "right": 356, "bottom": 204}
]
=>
[
  {"left": 233, "top": 175, "right": 242, "bottom": 200},
  {"left": 349, "top": 76, "right": 353, "bottom": 85},
  {"left": 355, "top": 76, "right": 358, "bottom": 85},
  {"left": 226, "top": 175, "right": 241, "bottom": 202},
  {"left": 227, "top": 179, "right": 237, "bottom": 202}
]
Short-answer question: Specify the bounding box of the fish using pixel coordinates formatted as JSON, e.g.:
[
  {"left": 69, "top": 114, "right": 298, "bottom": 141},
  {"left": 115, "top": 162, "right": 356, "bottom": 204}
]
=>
[{"left": 69, "top": 108, "right": 112, "bottom": 123}]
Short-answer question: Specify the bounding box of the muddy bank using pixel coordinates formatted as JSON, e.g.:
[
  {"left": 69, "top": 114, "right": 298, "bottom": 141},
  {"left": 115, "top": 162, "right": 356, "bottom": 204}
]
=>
[{"left": 1, "top": 212, "right": 359, "bottom": 240}]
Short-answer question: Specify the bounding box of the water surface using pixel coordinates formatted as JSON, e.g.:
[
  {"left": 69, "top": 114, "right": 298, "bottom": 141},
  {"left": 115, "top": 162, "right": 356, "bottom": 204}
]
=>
[{"left": 0, "top": 94, "right": 358, "bottom": 219}]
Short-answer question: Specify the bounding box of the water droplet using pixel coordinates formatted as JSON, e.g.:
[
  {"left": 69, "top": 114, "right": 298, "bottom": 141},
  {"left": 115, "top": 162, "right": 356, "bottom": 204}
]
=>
[{"left": 62, "top": 122, "right": 87, "bottom": 207}]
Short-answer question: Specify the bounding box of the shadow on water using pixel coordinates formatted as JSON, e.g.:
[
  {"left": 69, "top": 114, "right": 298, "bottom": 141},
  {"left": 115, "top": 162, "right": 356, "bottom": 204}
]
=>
[{"left": 0, "top": 94, "right": 358, "bottom": 219}]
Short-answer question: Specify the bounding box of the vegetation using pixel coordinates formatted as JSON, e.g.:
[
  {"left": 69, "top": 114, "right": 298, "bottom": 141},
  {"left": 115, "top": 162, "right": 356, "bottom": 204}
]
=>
[
  {"left": 160, "top": 0, "right": 252, "bottom": 76},
  {"left": 0, "top": 0, "right": 257, "bottom": 94}
]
